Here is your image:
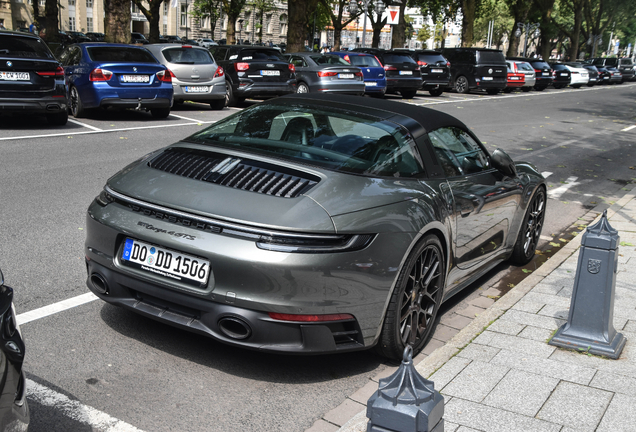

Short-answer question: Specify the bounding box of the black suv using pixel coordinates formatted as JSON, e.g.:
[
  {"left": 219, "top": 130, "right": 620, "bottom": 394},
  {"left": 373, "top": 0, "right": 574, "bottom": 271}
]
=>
[
  {"left": 210, "top": 45, "right": 296, "bottom": 106},
  {"left": 440, "top": 48, "right": 507, "bottom": 94},
  {"left": 353, "top": 48, "right": 422, "bottom": 98},
  {"left": 0, "top": 31, "right": 68, "bottom": 125},
  {"left": 507, "top": 57, "right": 554, "bottom": 91},
  {"left": 394, "top": 49, "right": 450, "bottom": 96},
  {"left": 589, "top": 58, "right": 634, "bottom": 82},
  {"left": 549, "top": 63, "right": 571, "bottom": 89}
]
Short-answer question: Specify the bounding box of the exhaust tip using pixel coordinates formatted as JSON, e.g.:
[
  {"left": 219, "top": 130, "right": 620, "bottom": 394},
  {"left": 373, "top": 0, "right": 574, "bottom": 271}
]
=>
[
  {"left": 46, "top": 104, "right": 60, "bottom": 111},
  {"left": 218, "top": 317, "right": 251, "bottom": 340},
  {"left": 90, "top": 273, "right": 109, "bottom": 295}
]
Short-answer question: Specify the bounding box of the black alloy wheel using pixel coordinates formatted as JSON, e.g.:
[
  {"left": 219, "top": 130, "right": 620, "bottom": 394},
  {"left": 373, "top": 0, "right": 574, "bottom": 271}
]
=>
[
  {"left": 400, "top": 89, "right": 417, "bottom": 99},
  {"left": 69, "top": 86, "right": 85, "bottom": 118},
  {"left": 486, "top": 88, "right": 499, "bottom": 95},
  {"left": 209, "top": 98, "right": 226, "bottom": 110},
  {"left": 429, "top": 87, "right": 444, "bottom": 97},
  {"left": 510, "top": 188, "right": 546, "bottom": 265},
  {"left": 377, "top": 234, "right": 444, "bottom": 360},
  {"left": 455, "top": 76, "right": 469, "bottom": 94}
]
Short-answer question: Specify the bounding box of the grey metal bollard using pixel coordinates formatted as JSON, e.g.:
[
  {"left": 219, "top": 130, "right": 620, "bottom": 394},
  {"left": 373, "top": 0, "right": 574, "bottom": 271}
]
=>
[
  {"left": 366, "top": 346, "right": 444, "bottom": 432},
  {"left": 549, "top": 210, "right": 627, "bottom": 359}
]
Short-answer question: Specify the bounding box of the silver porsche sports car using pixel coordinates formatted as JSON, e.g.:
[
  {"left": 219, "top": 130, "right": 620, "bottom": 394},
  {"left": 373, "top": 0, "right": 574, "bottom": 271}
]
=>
[{"left": 85, "top": 94, "right": 546, "bottom": 360}]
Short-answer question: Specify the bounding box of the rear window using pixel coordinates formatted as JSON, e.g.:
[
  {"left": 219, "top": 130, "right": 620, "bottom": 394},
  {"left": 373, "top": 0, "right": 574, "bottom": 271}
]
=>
[
  {"left": 0, "top": 35, "right": 54, "bottom": 60},
  {"left": 620, "top": 58, "right": 633, "bottom": 66},
  {"left": 382, "top": 53, "right": 416, "bottom": 64},
  {"left": 237, "top": 49, "right": 284, "bottom": 61},
  {"left": 604, "top": 58, "right": 618, "bottom": 66},
  {"left": 310, "top": 55, "right": 349, "bottom": 65},
  {"left": 516, "top": 62, "right": 534, "bottom": 71},
  {"left": 417, "top": 53, "right": 446, "bottom": 63},
  {"left": 551, "top": 64, "right": 567, "bottom": 70},
  {"left": 530, "top": 61, "right": 551, "bottom": 69},
  {"left": 162, "top": 48, "right": 213, "bottom": 64},
  {"left": 476, "top": 51, "right": 505, "bottom": 64},
  {"left": 87, "top": 47, "right": 158, "bottom": 63},
  {"left": 347, "top": 55, "right": 381, "bottom": 67}
]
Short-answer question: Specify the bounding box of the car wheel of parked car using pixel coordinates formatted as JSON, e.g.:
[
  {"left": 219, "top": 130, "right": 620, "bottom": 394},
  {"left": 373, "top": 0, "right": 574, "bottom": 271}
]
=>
[
  {"left": 486, "top": 89, "right": 499, "bottom": 95},
  {"left": 296, "top": 82, "right": 310, "bottom": 93},
  {"left": 503, "top": 88, "right": 513, "bottom": 93},
  {"left": 455, "top": 76, "right": 470, "bottom": 94},
  {"left": 225, "top": 82, "right": 243, "bottom": 107},
  {"left": 46, "top": 111, "right": 68, "bottom": 126},
  {"left": 572, "top": 85, "right": 581, "bottom": 89},
  {"left": 400, "top": 90, "right": 417, "bottom": 99},
  {"left": 553, "top": 84, "right": 565, "bottom": 89},
  {"left": 534, "top": 86, "right": 546, "bottom": 91},
  {"left": 209, "top": 99, "right": 226, "bottom": 110},
  {"left": 510, "top": 188, "right": 546, "bottom": 265},
  {"left": 428, "top": 88, "right": 444, "bottom": 97},
  {"left": 69, "top": 86, "right": 85, "bottom": 118},
  {"left": 151, "top": 108, "right": 171, "bottom": 119},
  {"left": 377, "top": 234, "right": 444, "bottom": 360},
  {"left": 522, "top": 87, "right": 532, "bottom": 92}
]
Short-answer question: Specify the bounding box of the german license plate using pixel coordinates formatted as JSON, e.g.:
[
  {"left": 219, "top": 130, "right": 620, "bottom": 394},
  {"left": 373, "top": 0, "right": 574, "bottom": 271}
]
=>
[
  {"left": 185, "top": 86, "right": 209, "bottom": 93},
  {"left": 399, "top": 70, "right": 412, "bottom": 75},
  {"left": 482, "top": 77, "right": 493, "bottom": 80},
  {"left": 543, "top": 72, "right": 550, "bottom": 76},
  {"left": 560, "top": 73, "right": 568, "bottom": 76},
  {"left": 338, "top": 73, "right": 354, "bottom": 79},
  {"left": 510, "top": 76, "right": 521, "bottom": 80},
  {"left": 431, "top": 69, "right": 443, "bottom": 73},
  {"left": 121, "top": 238, "right": 210, "bottom": 287},
  {"left": 261, "top": 70, "right": 280, "bottom": 76},
  {"left": 122, "top": 75, "right": 150, "bottom": 83},
  {"left": 0, "top": 72, "right": 29, "bottom": 81},
  {"left": 365, "top": 81, "right": 377, "bottom": 86}
]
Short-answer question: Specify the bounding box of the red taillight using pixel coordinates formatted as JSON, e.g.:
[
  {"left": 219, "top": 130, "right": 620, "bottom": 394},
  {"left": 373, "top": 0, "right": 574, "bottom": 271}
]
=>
[
  {"left": 182, "top": 45, "right": 192, "bottom": 48},
  {"left": 354, "top": 71, "right": 363, "bottom": 77},
  {"left": 417, "top": 60, "right": 427, "bottom": 66},
  {"left": 268, "top": 312, "right": 354, "bottom": 322},
  {"left": 384, "top": 65, "right": 397, "bottom": 71},
  {"left": 36, "top": 66, "right": 65, "bottom": 78},
  {"left": 89, "top": 68, "right": 113, "bottom": 81},
  {"left": 446, "top": 61, "right": 451, "bottom": 67},
  {"left": 344, "top": 55, "right": 351, "bottom": 63},
  {"left": 214, "top": 66, "right": 224, "bottom": 78},
  {"left": 235, "top": 62, "right": 250, "bottom": 71},
  {"left": 317, "top": 71, "right": 338, "bottom": 77},
  {"left": 156, "top": 69, "right": 174, "bottom": 83},
  {"left": 288, "top": 63, "right": 295, "bottom": 73}
]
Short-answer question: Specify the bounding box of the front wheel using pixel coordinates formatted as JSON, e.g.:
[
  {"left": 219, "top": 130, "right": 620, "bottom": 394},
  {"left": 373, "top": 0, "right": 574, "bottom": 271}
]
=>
[
  {"left": 510, "top": 188, "right": 546, "bottom": 265},
  {"left": 150, "top": 108, "right": 171, "bottom": 118},
  {"left": 376, "top": 234, "right": 445, "bottom": 360},
  {"left": 455, "top": 76, "right": 470, "bottom": 94},
  {"left": 400, "top": 89, "right": 417, "bottom": 99}
]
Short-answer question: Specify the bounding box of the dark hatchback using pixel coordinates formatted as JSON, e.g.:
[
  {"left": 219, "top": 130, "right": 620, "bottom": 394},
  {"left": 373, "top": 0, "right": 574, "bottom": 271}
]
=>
[
  {"left": 440, "top": 48, "right": 507, "bottom": 95},
  {"left": 396, "top": 49, "right": 450, "bottom": 96},
  {"left": 0, "top": 31, "right": 68, "bottom": 125},
  {"left": 582, "top": 64, "right": 600, "bottom": 86},
  {"left": 508, "top": 57, "right": 554, "bottom": 91},
  {"left": 210, "top": 45, "right": 296, "bottom": 106},
  {"left": 549, "top": 63, "right": 571, "bottom": 89},
  {"left": 353, "top": 48, "right": 422, "bottom": 98}
]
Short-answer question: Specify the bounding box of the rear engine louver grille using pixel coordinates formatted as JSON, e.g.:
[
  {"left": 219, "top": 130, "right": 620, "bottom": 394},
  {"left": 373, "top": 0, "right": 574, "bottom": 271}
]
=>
[{"left": 148, "top": 148, "right": 319, "bottom": 198}]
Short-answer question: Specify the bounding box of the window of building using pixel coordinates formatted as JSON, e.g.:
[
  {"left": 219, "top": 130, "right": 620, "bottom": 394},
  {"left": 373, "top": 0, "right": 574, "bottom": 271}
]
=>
[
  {"left": 279, "top": 14, "right": 287, "bottom": 36},
  {"left": 87, "top": 17, "right": 93, "bottom": 32},
  {"left": 266, "top": 14, "right": 272, "bottom": 34},
  {"left": 69, "top": 17, "right": 76, "bottom": 31},
  {"left": 68, "top": 0, "right": 75, "bottom": 5},
  {"left": 86, "top": 0, "right": 93, "bottom": 7},
  {"left": 244, "top": 12, "right": 250, "bottom": 32},
  {"left": 132, "top": 3, "right": 140, "bottom": 13},
  {"left": 180, "top": 4, "right": 187, "bottom": 26},
  {"left": 163, "top": 2, "right": 168, "bottom": 15},
  {"left": 163, "top": 24, "right": 168, "bottom": 35}
]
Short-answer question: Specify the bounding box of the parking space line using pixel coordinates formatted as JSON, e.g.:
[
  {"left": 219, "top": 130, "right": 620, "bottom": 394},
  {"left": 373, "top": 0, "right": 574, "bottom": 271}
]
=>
[
  {"left": 17, "top": 292, "right": 98, "bottom": 325},
  {"left": 621, "top": 125, "right": 636, "bottom": 132},
  {"left": 169, "top": 113, "right": 204, "bottom": 123},
  {"left": 27, "top": 379, "right": 146, "bottom": 432},
  {"left": 542, "top": 171, "right": 553, "bottom": 179},
  {"left": 68, "top": 119, "right": 103, "bottom": 131},
  {"left": 548, "top": 176, "right": 581, "bottom": 200}
]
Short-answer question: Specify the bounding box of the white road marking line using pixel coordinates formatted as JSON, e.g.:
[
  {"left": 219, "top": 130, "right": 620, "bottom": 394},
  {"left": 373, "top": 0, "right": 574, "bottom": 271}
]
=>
[
  {"left": 541, "top": 171, "right": 553, "bottom": 179},
  {"left": 68, "top": 119, "right": 103, "bottom": 131},
  {"left": 548, "top": 176, "right": 580, "bottom": 200},
  {"left": 621, "top": 125, "right": 636, "bottom": 132},
  {"left": 17, "top": 292, "right": 98, "bottom": 325},
  {"left": 27, "top": 379, "right": 146, "bottom": 432},
  {"left": 169, "top": 113, "right": 204, "bottom": 123}
]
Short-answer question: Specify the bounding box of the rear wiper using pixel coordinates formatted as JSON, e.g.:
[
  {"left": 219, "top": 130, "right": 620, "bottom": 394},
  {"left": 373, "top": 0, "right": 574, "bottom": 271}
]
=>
[{"left": 0, "top": 49, "right": 9, "bottom": 55}]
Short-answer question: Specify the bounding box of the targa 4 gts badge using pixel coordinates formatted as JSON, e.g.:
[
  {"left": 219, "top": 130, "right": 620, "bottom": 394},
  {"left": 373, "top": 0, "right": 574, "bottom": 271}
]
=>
[{"left": 137, "top": 221, "right": 196, "bottom": 240}]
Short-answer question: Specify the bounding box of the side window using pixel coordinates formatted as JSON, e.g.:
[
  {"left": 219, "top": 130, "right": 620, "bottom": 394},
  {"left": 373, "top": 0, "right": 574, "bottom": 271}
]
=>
[
  {"left": 290, "top": 56, "right": 305, "bottom": 68},
  {"left": 428, "top": 127, "right": 489, "bottom": 177}
]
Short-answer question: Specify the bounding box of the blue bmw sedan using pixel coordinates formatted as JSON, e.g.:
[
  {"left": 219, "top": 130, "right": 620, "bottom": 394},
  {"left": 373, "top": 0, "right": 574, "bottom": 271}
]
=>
[
  {"left": 331, "top": 51, "right": 387, "bottom": 97},
  {"left": 58, "top": 43, "right": 174, "bottom": 118}
]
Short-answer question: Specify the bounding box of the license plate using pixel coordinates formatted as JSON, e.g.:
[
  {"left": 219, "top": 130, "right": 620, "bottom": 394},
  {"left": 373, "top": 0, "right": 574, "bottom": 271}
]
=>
[
  {"left": 185, "top": 86, "right": 209, "bottom": 93},
  {"left": 261, "top": 70, "right": 280, "bottom": 76},
  {"left": 431, "top": 69, "right": 443, "bottom": 73},
  {"left": 0, "top": 72, "right": 29, "bottom": 81},
  {"left": 121, "top": 238, "right": 210, "bottom": 287},
  {"left": 399, "top": 70, "right": 413, "bottom": 75},
  {"left": 365, "top": 81, "right": 377, "bottom": 86},
  {"left": 560, "top": 73, "right": 568, "bottom": 76},
  {"left": 510, "top": 77, "right": 521, "bottom": 80},
  {"left": 482, "top": 77, "right": 493, "bottom": 81},
  {"left": 338, "top": 73, "right": 354, "bottom": 79},
  {"left": 543, "top": 72, "right": 550, "bottom": 76},
  {"left": 121, "top": 75, "right": 150, "bottom": 83}
]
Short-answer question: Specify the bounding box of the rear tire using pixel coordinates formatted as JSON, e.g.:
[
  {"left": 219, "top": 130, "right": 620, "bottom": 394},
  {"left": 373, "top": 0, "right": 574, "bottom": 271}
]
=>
[
  {"left": 46, "top": 111, "right": 68, "bottom": 126},
  {"left": 69, "top": 86, "right": 85, "bottom": 118},
  {"left": 522, "top": 87, "right": 532, "bottom": 92},
  {"left": 226, "top": 81, "right": 239, "bottom": 107},
  {"left": 296, "top": 82, "right": 310, "bottom": 93},
  {"left": 376, "top": 234, "right": 445, "bottom": 361},
  {"left": 400, "top": 89, "right": 417, "bottom": 99},
  {"left": 150, "top": 108, "right": 171, "bottom": 118},
  {"left": 510, "top": 188, "right": 546, "bottom": 265},
  {"left": 428, "top": 88, "right": 444, "bottom": 97},
  {"left": 503, "top": 88, "right": 513, "bottom": 93},
  {"left": 486, "top": 88, "right": 499, "bottom": 95},
  {"left": 209, "top": 98, "right": 225, "bottom": 110},
  {"left": 455, "top": 75, "right": 470, "bottom": 94}
]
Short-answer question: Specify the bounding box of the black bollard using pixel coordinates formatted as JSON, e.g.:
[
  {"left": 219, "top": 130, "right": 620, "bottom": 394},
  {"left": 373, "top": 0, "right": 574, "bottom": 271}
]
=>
[
  {"left": 549, "top": 210, "right": 627, "bottom": 359},
  {"left": 366, "top": 346, "right": 444, "bottom": 432}
]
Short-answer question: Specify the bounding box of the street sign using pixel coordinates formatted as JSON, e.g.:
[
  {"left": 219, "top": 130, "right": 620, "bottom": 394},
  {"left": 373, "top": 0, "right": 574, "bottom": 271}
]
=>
[{"left": 385, "top": 6, "right": 400, "bottom": 25}]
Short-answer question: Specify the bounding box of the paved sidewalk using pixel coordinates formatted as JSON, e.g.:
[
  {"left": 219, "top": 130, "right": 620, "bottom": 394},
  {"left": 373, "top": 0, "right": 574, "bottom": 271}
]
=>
[{"left": 308, "top": 184, "right": 636, "bottom": 432}]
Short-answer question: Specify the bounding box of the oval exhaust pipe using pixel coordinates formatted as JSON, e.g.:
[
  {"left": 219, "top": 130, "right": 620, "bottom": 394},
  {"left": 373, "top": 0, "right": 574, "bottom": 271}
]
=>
[
  {"left": 218, "top": 317, "right": 251, "bottom": 340},
  {"left": 90, "top": 273, "right": 109, "bottom": 295}
]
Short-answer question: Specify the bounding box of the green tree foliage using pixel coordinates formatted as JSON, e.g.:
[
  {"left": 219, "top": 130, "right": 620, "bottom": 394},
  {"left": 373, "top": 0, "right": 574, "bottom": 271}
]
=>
[
  {"left": 319, "top": 0, "right": 362, "bottom": 51},
  {"left": 473, "top": 0, "right": 513, "bottom": 49},
  {"left": 417, "top": 24, "right": 433, "bottom": 48},
  {"left": 223, "top": 0, "right": 248, "bottom": 44},
  {"left": 190, "top": 0, "right": 224, "bottom": 39},
  {"left": 131, "top": 0, "right": 165, "bottom": 43}
]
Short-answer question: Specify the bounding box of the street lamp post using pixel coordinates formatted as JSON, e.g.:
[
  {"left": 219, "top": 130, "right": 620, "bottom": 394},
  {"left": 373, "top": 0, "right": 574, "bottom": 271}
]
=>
[
  {"left": 514, "top": 22, "right": 540, "bottom": 58},
  {"left": 349, "top": 0, "right": 386, "bottom": 48}
]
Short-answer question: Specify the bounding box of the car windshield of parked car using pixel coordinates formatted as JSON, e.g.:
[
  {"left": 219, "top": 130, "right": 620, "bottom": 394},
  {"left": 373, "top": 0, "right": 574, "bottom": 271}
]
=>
[
  {"left": 162, "top": 48, "right": 213, "bottom": 64},
  {"left": 187, "top": 104, "right": 424, "bottom": 177},
  {"left": 347, "top": 55, "right": 381, "bottom": 67},
  {"left": 238, "top": 49, "right": 285, "bottom": 61},
  {"left": 417, "top": 53, "right": 446, "bottom": 64},
  {"left": 603, "top": 58, "right": 618, "bottom": 66},
  {"left": 87, "top": 47, "right": 159, "bottom": 63},
  {"left": 0, "top": 36, "right": 54, "bottom": 59},
  {"left": 310, "top": 55, "right": 349, "bottom": 65},
  {"left": 477, "top": 51, "right": 505, "bottom": 63},
  {"left": 382, "top": 53, "right": 416, "bottom": 64}
]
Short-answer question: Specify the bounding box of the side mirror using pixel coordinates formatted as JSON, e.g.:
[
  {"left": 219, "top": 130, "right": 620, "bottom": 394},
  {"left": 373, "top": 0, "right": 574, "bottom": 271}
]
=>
[{"left": 491, "top": 148, "right": 517, "bottom": 177}]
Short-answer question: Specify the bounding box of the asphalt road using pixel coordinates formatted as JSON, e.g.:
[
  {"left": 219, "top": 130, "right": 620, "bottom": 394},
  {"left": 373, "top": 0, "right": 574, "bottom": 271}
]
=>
[{"left": 1, "top": 83, "right": 635, "bottom": 431}]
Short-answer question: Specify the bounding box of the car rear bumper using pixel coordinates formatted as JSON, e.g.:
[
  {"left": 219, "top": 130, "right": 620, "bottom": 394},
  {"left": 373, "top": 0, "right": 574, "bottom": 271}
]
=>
[
  {"left": 235, "top": 81, "right": 297, "bottom": 98},
  {"left": 386, "top": 78, "right": 422, "bottom": 92},
  {"left": 173, "top": 81, "right": 226, "bottom": 101},
  {"left": 0, "top": 96, "right": 67, "bottom": 114},
  {"left": 100, "top": 97, "right": 172, "bottom": 109},
  {"left": 314, "top": 82, "right": 365, "bottom": 95}
]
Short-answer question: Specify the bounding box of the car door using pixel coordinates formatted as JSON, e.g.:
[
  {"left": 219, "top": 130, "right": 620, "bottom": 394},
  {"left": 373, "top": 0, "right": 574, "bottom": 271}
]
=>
[
  {"left": 428, "top": 126, "right": 522, "bottom": 270},
  {"left": 288, "top": 55, "right": 309, "bottom": 86},
  {"left": 60, "top": 46, "right": 83, "bottom": 89}
]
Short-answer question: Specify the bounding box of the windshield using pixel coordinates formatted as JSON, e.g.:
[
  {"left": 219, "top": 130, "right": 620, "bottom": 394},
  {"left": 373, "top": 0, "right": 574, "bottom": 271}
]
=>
[
  {"left": 0, "top": 35, "right": 54, "bottom": 59},
  {"left": 382, "top": 53, "right": 417, "bottom": 64},
  {"left": 347, "top": 55, "right": 381, "bottom": 67},
  {"left": 477, "top": 51, "right": 505, "bottom": 64},
  {"left": 87, "top": 47, "right": 159, "bottom": 63},
  {"left": 310, "top": 55, "right": 350, "bottom": 65},
  {"left": 163, "top": 48, "right": 213, "bottom": 64},
  {"left": 186, "top": 103, "right": 424, "bottom": 177}
]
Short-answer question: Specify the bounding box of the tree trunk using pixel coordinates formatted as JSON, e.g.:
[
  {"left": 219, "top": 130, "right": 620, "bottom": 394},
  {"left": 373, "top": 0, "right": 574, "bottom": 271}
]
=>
[
  {"left": 288, "top": 0, "right": 319, "bottom": 53},
  {"left": 460, "top": 0, "right": 475, "bottom": 47},
  {"left": 504, "top": 0, "right": 532, "bottom": 57},
  {"left": 104, "top": 0, "right": 131, "bottom": 43},
  {"left": 568, "top": 2, "right": 583, "bottom": 60},
  {"left": 226, "top": 13, "right": 238, "bottom": 45},
  {"left": 333, "top": 26, "right": 342, "bottom": 51},
  {"left": 44, "top": 0, "right": 59, "bottom": 43},
  {"left": 390, "top": 1, "right": 406, "bottom": 48},
  {"left": 371, "top": 17, "right": 386, "bottom": 48},
  {"left": 147, "top": 4, "right": 162, "bottom": 43}
]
